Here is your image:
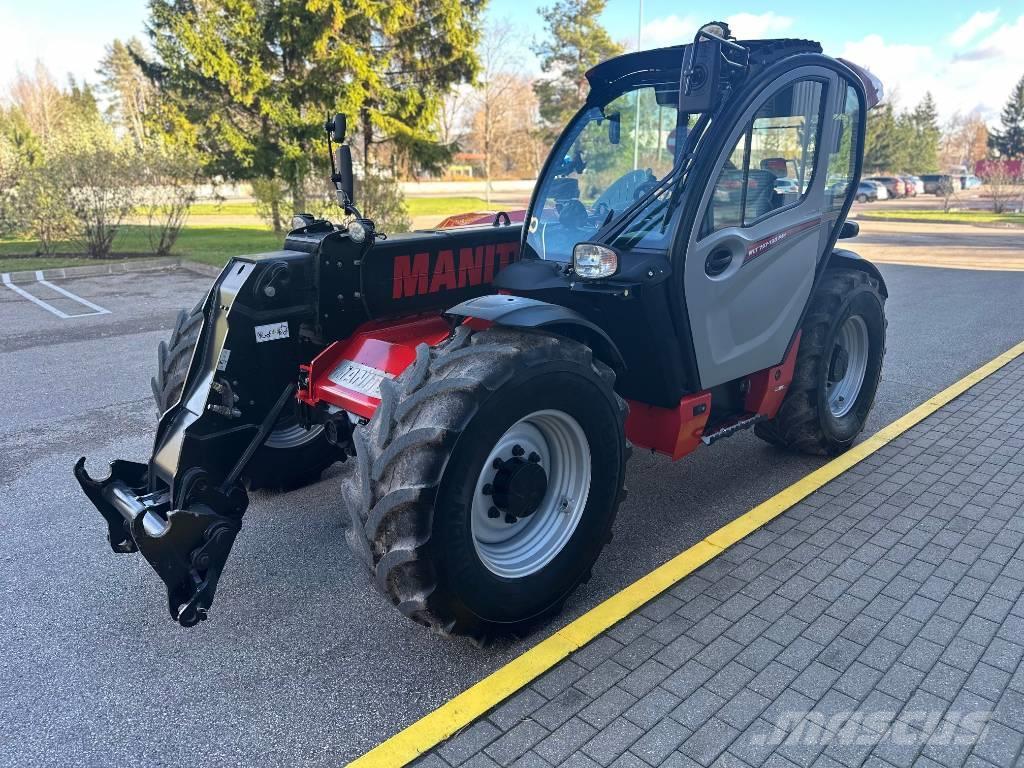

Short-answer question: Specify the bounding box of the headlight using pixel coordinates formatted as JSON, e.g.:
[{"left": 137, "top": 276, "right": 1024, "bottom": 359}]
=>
[
  {"left": 573, "top": 243, "right": 618, "bottom": 279},
  {"left": 348, "top": 219, "right": 367, "bottom": 243}
]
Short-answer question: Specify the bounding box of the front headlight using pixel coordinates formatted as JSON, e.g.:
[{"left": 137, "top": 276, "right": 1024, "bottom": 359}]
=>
[{"left": 573, "top": 243, "right": 618, "bottom": 279}]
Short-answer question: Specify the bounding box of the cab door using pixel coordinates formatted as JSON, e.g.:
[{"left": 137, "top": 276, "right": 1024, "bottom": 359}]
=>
[{"left": 683, "top": 67, "right": 841, "bottom": 389}]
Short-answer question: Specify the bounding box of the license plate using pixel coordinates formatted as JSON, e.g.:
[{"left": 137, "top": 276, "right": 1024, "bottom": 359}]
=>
[{"left": 327, "top": 360, "right": 393, "bottom": 399}]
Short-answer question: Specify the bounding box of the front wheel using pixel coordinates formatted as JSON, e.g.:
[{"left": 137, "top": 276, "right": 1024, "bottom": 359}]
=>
[
  {"left": 755, "top": 268, "right": 886, "bottom": 455},
  {"left": 342, "top": 326, "right": 629, "bottom": 639},
  {"left": 856, "top": 193, "right": 868, "bottom": 203}
]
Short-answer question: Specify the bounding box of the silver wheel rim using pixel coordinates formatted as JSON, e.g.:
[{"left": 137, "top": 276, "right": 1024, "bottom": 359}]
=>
[
  {"left": 827, "top": 315, "right": 869, "bottom": 418},
  {"left": 471, "top": 409, "right": 591, "bottom": 579}
]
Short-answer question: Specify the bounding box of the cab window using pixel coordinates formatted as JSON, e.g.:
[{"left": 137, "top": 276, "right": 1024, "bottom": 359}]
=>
[
  {"left": 702, "top": 79, "right": 825, "bottom": 236},
  {"left": 823, "top": 85, "right": 861, "bottom": 212}
]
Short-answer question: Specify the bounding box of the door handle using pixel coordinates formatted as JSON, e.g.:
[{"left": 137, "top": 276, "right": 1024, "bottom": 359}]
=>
[{"left": 704, "top": 248, "right": 733, "bottom": 277}]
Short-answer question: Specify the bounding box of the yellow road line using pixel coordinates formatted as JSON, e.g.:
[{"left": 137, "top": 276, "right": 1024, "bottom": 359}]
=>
[{"left": 349, "top": 338, "right": 1024, "bottom": 768}]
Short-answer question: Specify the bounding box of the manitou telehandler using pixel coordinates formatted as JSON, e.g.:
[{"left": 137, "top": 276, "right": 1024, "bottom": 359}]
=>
[{"left": 77, "top": 23, "right": 888, "bottom": 639}]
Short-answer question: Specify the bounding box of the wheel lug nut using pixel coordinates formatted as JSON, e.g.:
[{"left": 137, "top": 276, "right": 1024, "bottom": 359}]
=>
[
  {"left": 487, "top": 506, "right": 500, "bottom": 519},
  {"left": 493, "top": 457, "right": 504, "bottom": 470},
  {"left": 528, "top": 452, "right": 541, "bottom": 463},
  {"left": 512, "top": 444, "right": 525, "bottom": 457},
  {"left": 482, "top": 483, "right": 493, "bottom": 495},
  {"left": 504, "top": 512, "right": 517, "bottom": 524}
]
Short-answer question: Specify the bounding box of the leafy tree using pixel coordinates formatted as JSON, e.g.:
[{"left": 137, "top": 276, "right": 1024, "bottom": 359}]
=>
[
  {"left": 146, "top": 0, "right": 484, "bottom": 230},
  {"left": 64, "top": 120, "right": 139, "bottom": 258},
  {"left": 989, "top": 74, "right": 1024, "bottom": 159},
  {"left": 532, "top": 0, "right": 623, "bottom": 131}
]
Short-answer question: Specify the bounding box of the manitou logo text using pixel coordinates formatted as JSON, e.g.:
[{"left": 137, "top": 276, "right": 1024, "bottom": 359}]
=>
[{"left": 393, "top": 241, "right": 519, "bottom": 299}]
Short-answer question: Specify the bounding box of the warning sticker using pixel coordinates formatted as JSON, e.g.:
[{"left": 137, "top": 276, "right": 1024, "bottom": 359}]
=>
[
  {"left": 255, "top": 321, "right": 290, "bottom": 343},
  {"left": 216, "top": 348, "right": 231, "bottom": 371}
]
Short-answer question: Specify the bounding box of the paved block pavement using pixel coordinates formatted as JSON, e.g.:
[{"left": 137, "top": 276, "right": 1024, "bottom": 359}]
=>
[{"left": 410, "top": 353, "right": 1024, "bottom": 768}]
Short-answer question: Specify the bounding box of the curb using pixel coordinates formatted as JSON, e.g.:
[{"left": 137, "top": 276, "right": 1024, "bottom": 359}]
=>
[
  {"left": 177, "top": 261, "right": 223, "bottom": 278},
  {"left": 2, "top": 257, "right": 180, "bottom": 284}
]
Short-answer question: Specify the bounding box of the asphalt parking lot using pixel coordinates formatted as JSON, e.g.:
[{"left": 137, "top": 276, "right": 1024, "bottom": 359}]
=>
[{"left": 2, "top": 247, "right": 1024, "bottom": 767}]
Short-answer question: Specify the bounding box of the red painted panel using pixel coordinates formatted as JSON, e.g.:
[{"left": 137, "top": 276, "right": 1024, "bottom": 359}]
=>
[
  {"left": 625, "top": 391, "right": 712, "bottom": 461},
  {"left": 299, "top": 314, "right": 453, "bottom": 419},
  {"left": 745, "top": 331, "right": 801, "bottom": 418}
]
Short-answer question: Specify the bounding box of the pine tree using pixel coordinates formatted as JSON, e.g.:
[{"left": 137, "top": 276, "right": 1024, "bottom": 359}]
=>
[
  {"left": 97, "top": 38, "right": 154, "bottom": 147},
  {"left": 532, "top": 0, "right": 623, "bottom": 130},
  {"left": 864, "top": 103, "right": 908, "bottom": 173},
  {"left": 989, "top": 74, "right": 1024, "bottom": 159},
  {"left": 906, "top": 92, "right": 940, "bottom": 172},
  {"left": 145, "top": 0, "right": 484, "bottom": 229}
]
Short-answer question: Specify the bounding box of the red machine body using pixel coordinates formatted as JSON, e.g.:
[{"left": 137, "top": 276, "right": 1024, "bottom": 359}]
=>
[{"left": 301, "top": 319, "right": 801, "bottom": 462}]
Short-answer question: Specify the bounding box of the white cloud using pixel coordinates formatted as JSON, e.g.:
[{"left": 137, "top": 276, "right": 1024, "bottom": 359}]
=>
[
  {"left": 725, "top": 12, "right": 793, "bottom": 40},
  {"left": 949, "top": 9, "right": 1000, "bottom": 48},
  {"left": 639, "top": 12, "right": 792, "bottom": 49},
  {"left": 840, "top": 14, "right": 1024, "bottom": 124},
  {"left": 640, "top": 14, "right": 699, "bottom": 49}
]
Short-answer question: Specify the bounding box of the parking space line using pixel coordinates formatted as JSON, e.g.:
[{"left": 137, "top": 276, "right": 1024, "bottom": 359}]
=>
[
  {"left": 1, "top": 272, "right": 109, "bottom": 319},
  {"left": 34, "top": 271, "right": 110, "bottom": 315},
  {"left": 2, "top": 272, "right": 73, "bottom": 319},
  {"left": 348, "top": 337, "right": 1024, "bottom": 768}
]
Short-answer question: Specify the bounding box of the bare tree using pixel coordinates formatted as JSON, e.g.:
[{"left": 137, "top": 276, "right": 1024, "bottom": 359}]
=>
[
  {"left": 473, "top": 21, "right": 523, "bottom": 205},
  {"left": 470, "top": 75, "right": 545, "bottom": 180},
  {"left": 985, "top": 160, "right": 1022, "bottom": 214},
  {"left": 437, "top": 85, "right": 473, "bottom": 152},
  {"left": 9, "top": 63, "right": 68, "bottom": 145},
  {"left": 941, "top": 111, "right": 989, "bottom": 173},
  {"left": 140, "top": 140, "right": 202, "bottom": 255}
]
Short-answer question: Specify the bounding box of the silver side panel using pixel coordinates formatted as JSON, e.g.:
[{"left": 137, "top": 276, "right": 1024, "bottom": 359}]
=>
[
  {"left": 151, "top": 260, "right": 257, "bottom": 487},
  {"left": 683, "top": 67, "right": 842, "bottom": 389}
]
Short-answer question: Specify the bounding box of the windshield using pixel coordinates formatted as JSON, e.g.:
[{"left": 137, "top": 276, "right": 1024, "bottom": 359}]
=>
[{"left": 525, "top": 85, "right": 680, "bottom": 262}]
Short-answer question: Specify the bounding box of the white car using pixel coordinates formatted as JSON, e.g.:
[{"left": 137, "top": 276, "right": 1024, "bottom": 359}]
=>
[{"left": 867, "top": 179, "right": 889, "bottom": 200}]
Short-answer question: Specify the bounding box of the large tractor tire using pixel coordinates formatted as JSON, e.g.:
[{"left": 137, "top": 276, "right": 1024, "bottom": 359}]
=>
[
  {"left": 755, "top": 268, "right": 886, "bottom": 455},
  {"left": 151, "top": 305, "right": 340, "bottom": 490},
  {"left": 342, "top": 325, "right": 629, "bottom": 639}
]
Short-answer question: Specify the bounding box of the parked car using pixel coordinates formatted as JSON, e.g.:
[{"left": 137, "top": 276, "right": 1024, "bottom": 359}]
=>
[
  {"left": 866, "top": 176, "right": 903, "bottom": 199},
  {"left": 920, "top": 174, "right": 956, "bottom": 195},
  {"left": 855, "top": 181, "right": 878, "bottom": 202},
  {"left": 899, "top": 175, "right": 916, "bottom": 197},
  {"left": 773, "top": 178, "right": 800, "bottom": 195},
  {"left": 964, "top": 175, "right": 983, "bottom": 189},
  {"left": 908, "top": 175, "right": 925, "bottom": 195},
  {"left": 866, "top": 179, "right": 889, "bottom": 200}
]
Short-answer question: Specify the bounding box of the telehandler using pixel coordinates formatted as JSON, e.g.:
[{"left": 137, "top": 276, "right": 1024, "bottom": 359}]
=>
[{"left": 77, "top": 23, "right": 887, "bottom": 638}]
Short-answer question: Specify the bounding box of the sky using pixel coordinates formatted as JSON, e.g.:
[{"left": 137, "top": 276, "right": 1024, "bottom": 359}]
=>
[{"left": 2, "top": 0, "right": 1023, "bottom": 124}]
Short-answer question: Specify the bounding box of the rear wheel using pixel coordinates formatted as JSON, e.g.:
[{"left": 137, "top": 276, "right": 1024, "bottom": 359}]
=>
[
  {"left": 755, "top": 268, "right": 886, "bottom": 455},
  {"left": 152, "top": 304, "right": 339, "bottom": 490},
  {"left": 342, "top": 326, "right": 629, "bottom": 639},
  {"left": 856, "top": 193, "right": 868, "bottom": 203}
]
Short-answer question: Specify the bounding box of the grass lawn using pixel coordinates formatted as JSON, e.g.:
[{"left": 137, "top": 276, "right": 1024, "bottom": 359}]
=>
[
  {"left": 404, "top": 196, "right": 488, "bottom": 216},
  {"left": 0, "top": 196, "right": 492, "bottom": 272},
  {"left": 0, "top": 224, "right": 283, "bottom": 271},
  {"left": 857, "top": 209, "right": 1024, "bottom": 226},
  {"left": 188, "top": 196, "right": 488, "bottom": 219}
]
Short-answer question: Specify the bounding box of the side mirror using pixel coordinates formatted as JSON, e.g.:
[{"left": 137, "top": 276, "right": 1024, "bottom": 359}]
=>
[
  {"left": 335, "top": 145, "right": 355, "bottom": 209},
  {"left": 839, "top": 220, "right": 859, "bottom": 239},
  {"left": 328, "top": 113, "right": 346, "bottom": 143},
  {"left": 607, "top": 112, "right": 621, "bottom": 145}
]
